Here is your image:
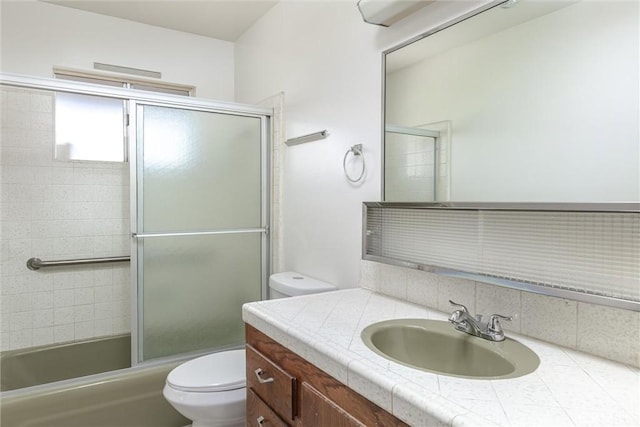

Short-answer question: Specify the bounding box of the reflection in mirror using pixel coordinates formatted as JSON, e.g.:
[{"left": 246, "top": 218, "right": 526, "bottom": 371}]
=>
[
  {"left": 384, "top": 0, "right": 639, "bottom": 202},
  {"left": 385, "top": 122, "right": 451, "bottom": 201}
]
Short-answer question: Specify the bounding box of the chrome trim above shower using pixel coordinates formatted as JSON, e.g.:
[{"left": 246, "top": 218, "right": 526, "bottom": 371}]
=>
[{"left": 0, "top": 73, "right": 272, "bottom": 116}]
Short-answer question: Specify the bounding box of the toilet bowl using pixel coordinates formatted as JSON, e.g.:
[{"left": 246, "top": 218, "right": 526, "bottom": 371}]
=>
[
  {"left": 163, "top": 349, "right": 246, "bottom": 427},
  {"left": 163, "top": 272, "right": 336, "bottom": 427}
]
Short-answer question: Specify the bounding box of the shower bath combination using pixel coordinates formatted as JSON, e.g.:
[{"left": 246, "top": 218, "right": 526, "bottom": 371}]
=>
[{"left": 0, "top": 73, "right": 271, "bottom": 425}]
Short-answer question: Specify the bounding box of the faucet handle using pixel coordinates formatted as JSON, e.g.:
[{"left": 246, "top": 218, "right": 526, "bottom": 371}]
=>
[
  {"left": 449, "top": 300, "right": 469, "bottom": 313},
  {"left": 487, "top": 314, "right": 512, "bottom": 333}
]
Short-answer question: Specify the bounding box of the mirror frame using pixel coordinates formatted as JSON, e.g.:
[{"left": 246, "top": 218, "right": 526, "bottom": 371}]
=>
[{"left": 377, "top": 2, "right": 640, "bottom": 312}]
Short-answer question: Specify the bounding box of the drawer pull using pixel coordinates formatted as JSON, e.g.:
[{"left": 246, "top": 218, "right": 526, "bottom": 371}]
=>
[
  {"left": 257, "top": 415, "right": 265, "bottom": 425},
  {"left": 254, "top": 368, "right": 275, "bottom": 384}
]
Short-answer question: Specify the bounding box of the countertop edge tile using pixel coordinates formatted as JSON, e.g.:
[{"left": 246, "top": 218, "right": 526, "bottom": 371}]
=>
[
  {"left": 242, "top": 303, "right": 293, "bottom": 349},
  {"left": 392, "top": 381, "right": 467, "bottom": 427},
  {"left": 346, "top": 357, "right": 403, "bottom": 412},
  {"left": 451, "top": 412, "right": 500, "bottom": 427}
]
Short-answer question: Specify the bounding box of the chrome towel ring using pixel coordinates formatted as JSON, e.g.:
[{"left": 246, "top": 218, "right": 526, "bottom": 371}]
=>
[{"left": 343, "top": 144, "right": 365, "bottom": 183}]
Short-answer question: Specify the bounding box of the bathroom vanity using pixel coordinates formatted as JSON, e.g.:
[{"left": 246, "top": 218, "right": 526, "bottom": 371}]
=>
[
  {"left": 246, "top": 325, "right": 407, "bottom": 426},
  {"left": 243, "top": 289, "right": 639, "bottom": 426}
]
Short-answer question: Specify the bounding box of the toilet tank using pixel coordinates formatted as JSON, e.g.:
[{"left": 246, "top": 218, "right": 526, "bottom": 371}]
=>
[{"left": 269, "top": 272, "right": 336, "bottom": 299}]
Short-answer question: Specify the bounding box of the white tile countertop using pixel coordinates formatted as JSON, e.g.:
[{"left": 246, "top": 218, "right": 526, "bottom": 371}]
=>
[{"left": 242, "top": 288, "right": 640, "bottom": 427}]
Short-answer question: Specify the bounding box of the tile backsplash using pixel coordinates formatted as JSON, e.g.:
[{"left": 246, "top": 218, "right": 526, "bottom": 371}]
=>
[
  {"left": 360, "top": 260, "right": 640, "bottom": 367},
  {"left": 1, "top": 86, "right": 131, "bottom": 352}
]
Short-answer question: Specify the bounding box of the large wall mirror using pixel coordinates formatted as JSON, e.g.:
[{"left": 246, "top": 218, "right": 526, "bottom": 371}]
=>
[{"left": 383, "top": 0, "right": 639, "bottom": 203}]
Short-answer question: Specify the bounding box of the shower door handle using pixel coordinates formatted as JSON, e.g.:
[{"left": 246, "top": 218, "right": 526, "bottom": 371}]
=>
[
  {"left": 254, "top": 368, "right": 274, "bottom": 384},
  {"left": 132, "top": 228, "right": 267, "bottom": 239}
]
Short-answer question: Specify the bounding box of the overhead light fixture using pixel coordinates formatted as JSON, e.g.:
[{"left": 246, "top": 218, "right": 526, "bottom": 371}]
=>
[{"left": 357, "top": 0, "right": 432, "bottom": 27}]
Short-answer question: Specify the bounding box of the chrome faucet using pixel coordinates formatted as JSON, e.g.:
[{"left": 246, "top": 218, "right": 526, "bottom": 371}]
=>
[{"left": 448, "top": 300, "right": 512, "bottom": 342}]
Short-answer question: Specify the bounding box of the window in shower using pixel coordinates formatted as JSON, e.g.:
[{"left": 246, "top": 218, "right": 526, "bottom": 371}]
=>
[
  {"left": 54, "top": 92, "right": 127, "bottom": 162},
  {"left": 53, "top": 70, "right": 194, "bottom": 162}
]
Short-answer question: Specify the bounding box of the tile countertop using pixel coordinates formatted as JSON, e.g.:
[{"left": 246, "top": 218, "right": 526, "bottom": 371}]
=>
[{"left": 242, "top": 288, "right": 640, "bottom": 427}]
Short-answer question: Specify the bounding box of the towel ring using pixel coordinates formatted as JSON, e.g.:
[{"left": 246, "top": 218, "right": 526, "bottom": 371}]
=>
[{"left": 343, "top": 144, "right": 365, "bottom": 183}]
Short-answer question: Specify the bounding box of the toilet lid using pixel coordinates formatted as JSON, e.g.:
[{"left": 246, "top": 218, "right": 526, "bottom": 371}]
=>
[{"left": 167, "top": 349, "right": 246, "bottom": 392}]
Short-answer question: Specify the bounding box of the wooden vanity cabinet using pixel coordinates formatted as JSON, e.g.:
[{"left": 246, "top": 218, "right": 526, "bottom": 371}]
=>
[
  {"left": 246, "top": 344, "right": 295, "bottom": 422},
  {"left": 299, "top": 382, "right": 364, "bottom": 427},
  {"left": 247, "top": 388, "right": 289, "bottom": 427},
  {"left": 245, "top": 324, "right": 408, "bottom": 427}
]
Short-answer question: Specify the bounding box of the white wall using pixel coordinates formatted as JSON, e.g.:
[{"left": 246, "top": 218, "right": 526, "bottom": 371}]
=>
[
  {"left": 0, "top": 1, "right": 235, "bottom": 100},
  {"left": 235, "top": 1, "right": 491, "bottom": 288}
]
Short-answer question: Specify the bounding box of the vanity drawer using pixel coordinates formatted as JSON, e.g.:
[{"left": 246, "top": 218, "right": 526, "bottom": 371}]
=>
[
  {"left": 246, "top": 344, "right": 296, "bottom": 421},
  {"left": 247, "top": 388, "right": 289, "bottom": 427}
]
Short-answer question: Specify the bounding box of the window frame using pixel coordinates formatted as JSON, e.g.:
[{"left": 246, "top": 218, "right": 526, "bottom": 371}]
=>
[{"left": 53, "top": 67, "right": 195, "bottom": 96}]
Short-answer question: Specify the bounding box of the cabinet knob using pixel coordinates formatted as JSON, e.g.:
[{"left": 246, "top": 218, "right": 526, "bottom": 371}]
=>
[
  {"left": 254, "top": 368, "right": 275, "bottom": 384},
  {"left": 256, "top": 415, "right": 265, "bottom": 425}
]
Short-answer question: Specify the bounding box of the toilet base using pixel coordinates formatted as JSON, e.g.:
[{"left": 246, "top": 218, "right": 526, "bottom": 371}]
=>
[
  {"left": 191, "top": 421, "right": 244, "bottom": 427},
  {"left": 163, "top": 384, "right": 246, "bottom": 427}
]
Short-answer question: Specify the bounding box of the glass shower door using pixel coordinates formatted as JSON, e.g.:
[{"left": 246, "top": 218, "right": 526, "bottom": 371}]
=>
[{"left": 133, "top": 103, "right": 268, "bottom": 363}]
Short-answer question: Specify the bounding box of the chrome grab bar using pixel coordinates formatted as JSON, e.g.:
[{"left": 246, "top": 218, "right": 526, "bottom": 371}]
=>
[{"left": 27, "top": 256, "right": 130, "bottom": 271}]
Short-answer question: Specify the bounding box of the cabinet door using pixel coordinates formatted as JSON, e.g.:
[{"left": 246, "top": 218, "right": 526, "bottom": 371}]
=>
[
  {"left": 300, "top": 382, "right": 365, "bottom": 427},
  {"left": 246, "top": 345, "right": 296, "bottom": 421},
  {"left": 247, "top": 388, "right": 289, "bottom": 427}
]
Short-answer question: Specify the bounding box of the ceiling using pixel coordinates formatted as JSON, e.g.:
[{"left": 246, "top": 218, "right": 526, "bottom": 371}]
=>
[{"left": 43, "top": 0, "right": 279, "bottom": 42}]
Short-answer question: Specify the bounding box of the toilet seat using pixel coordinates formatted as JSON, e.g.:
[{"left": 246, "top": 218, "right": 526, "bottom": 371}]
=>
[{"left": 166, "top": 349, "right": 246, "bottom": 392}]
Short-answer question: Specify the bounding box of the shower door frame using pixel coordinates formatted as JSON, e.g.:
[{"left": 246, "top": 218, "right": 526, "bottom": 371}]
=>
[
  {"left": 0, "top": 73, "right": 271, "bottom": 370},
  {"left": 129, "top": 99, "right": 271, "bottom": 365}
]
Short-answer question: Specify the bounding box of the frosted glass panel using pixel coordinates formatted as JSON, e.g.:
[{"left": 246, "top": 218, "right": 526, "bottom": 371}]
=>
[
  {"left": 135, "top": 103, "right": 265, "bottom": 362},
  {"left": 140, "top": 234, "right": 261, "bottom": 360},
  {"left": 139, "top": 105, "right": 262, "bottom": 232}
]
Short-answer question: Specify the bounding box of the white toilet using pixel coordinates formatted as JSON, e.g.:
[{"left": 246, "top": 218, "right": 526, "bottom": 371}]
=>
[{"left": 163, "top": 272, "right": 336, "bottom": 427}]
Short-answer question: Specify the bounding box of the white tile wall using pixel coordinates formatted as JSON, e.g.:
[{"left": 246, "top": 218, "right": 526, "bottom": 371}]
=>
[
  {"left": 0, "top": 86, "right": 131, "bottom": 351},
  {"left": 360, "top": 260, "right": 640, "bottom": 367},
  {"left": 521, "top": 292, "right": 577, "bottom": 349},
  {"left": 576, "top": 303, "right": 640, "bottom": 365}
]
